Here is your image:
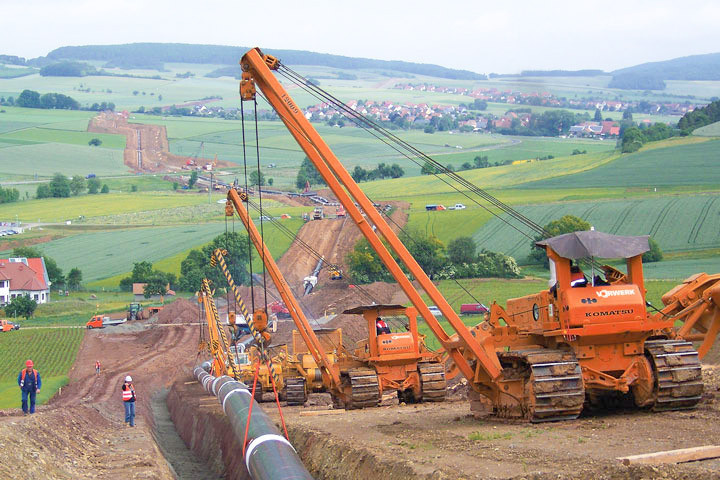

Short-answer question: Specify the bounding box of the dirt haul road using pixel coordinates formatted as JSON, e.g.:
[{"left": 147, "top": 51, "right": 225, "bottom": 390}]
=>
[
  {"left": 88, "top": 112, "right": 233, "bottom": 173},
  {"left": 0, "top": 299, "right": 204, "bottom": 480}
]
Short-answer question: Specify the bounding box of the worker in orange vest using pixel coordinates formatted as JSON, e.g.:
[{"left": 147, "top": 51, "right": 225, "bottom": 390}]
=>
[
  {"left": 95, "top": 360, "right": 101, "bottom": 375},
  {"left": 17, "top": 360, "right": 41, "bottom": 415},
  {"left": 376, "top": 317, "right": 391, "bottom": 335},
  {"left": 122, "top": 375, "right": 136, "bottom": 427}
]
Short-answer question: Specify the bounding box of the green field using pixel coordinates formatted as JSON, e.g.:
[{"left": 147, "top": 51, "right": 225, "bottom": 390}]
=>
[
  {"left": 694, "top": 121, "right": 720, "bottom": 137},
  {"left": 472, "top": 193, "right": 720, "bottom": 262},
  {"left": 0, "top": 192, "right": 216, "bottom": 223},
  {"left": 0, "top": 143, "right": 126, "bottom": 178},
  {"left": 519, "top": 138, "right": 720, "bottom": 189},
  {"left": 0, "top": 126, "right": 126, "bottom": 149},
  {"left": 0, "top": 328, "right": 84, "bottom": 409}
]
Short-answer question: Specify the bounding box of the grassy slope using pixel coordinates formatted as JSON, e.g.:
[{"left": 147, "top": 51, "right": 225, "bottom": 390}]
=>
[
  {"left": 693, "top": 121, "right": 720, "bottom": 137},
  {"left": 518, "top": 137, "right": 717, "bottom": 189}
]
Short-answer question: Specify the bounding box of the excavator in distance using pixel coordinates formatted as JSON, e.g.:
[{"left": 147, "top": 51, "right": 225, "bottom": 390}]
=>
[{"left": 235, "top": 47, "right": 720, "bottom": 421}]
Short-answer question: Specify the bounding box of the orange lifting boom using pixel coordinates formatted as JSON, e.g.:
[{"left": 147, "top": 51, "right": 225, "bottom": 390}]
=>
[{"left": 237, "top": 47, "right": 720, "bottom": 421}]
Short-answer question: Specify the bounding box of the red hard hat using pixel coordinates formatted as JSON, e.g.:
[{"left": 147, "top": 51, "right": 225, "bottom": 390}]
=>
[{"left": 26, "top": 360, "right": 33, "bottom": 367}]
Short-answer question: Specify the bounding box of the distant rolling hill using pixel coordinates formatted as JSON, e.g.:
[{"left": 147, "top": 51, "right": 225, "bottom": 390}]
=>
[
  {"left": 39, "top": 42, "right": 486, "bottom": 81},
  {"left": 612, "top": 52, "right": 720, "bottom": 81}
]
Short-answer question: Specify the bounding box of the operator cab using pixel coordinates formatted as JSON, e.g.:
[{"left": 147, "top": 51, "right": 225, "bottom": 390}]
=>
[
  {"left": 343, "top": 304, "right": 420, "bottom": 361},
  {"left": 537, "top": 231, "right": 651, "bottom": 328}
]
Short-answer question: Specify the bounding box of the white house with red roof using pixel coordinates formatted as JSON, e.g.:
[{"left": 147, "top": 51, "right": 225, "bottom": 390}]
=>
[{"left": 0, "top": 258, "right": 50, "bottom": 306}]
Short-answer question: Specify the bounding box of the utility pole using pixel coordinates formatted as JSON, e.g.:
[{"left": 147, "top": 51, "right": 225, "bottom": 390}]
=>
[{"left": 209, "top": 172, "right": 213, "bottom": 203}]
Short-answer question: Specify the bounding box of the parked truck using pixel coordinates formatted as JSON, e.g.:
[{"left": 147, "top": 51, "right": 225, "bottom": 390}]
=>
[
  {"left": 312, "top": 207, "right": 324, "bottom": 220},
  {"left": 86, "top": 315, "right": 127, "bottom": 329},
  {"left": 1, "top": 319, "right": 20, "bottom": 332}
]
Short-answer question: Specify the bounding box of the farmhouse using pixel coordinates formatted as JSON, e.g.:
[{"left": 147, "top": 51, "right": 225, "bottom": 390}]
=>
[
  {"left": 132, "top": 282, "right": 175, "bottom": 302},
  {"left": 0, "top": 257, "right": 51, "bottom": 306}
]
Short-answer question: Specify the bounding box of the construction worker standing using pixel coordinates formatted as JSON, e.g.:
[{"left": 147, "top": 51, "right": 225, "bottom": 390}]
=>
[
  {"left": 122, "top": 375, "right": 136, "bottom": 427},
  {"left": 95, "top": 360, "right": 101, "bottom": 375},
  {"left": 17, "top": 360, "right": 41, "bottom": 415}
]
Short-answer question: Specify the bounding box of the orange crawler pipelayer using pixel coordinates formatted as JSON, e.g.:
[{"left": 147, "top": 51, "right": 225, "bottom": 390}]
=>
[{"left": 236, "top": 47, "right": 720, "bottom": 421}]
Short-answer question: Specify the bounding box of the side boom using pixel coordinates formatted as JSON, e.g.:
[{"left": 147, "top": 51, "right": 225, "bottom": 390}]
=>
[{"left": 239, "top": 47, "right": 501, "bottom": 386}]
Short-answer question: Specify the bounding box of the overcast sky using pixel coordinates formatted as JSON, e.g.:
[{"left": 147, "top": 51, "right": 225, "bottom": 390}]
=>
[{"left": 2, "top": 0, "right": 719, "bottom": 74}]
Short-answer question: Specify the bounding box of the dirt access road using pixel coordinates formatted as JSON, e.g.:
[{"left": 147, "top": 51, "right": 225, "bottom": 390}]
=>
[
  {"left": 88, "top": 112, "right": 233, "bottom": 173},
  {"left": 0, "top": 300, "right": 205, "bottom": 480}
]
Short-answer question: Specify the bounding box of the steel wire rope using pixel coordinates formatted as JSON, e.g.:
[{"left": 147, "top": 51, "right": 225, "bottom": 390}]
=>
[
  {"left": 243, "top": 197, "right": 378, "bottom": 306},
  {"left": 275, "top": 65, "right": 604, "bottom": 272},
  {"left": 240, "top": 99, "right": 257, "bottom": 314},
  {"left": 252, "top": 98, "right": 270, "bottom": 313},
  {"left": 233, "top": 193, "right": 381, "bottom": 355},
  {"left": 275, "top": 65, "right": 543, "bottom": 240},
  {"left": 255, "top": 87, "right": 486, "bottom": 306}
]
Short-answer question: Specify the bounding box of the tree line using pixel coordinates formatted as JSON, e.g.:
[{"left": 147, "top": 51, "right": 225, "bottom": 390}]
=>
[
  {"left": 346, "top": 230, "right": 520, "bottom": 284},
  {"left": 677, "top": 99, "right": 720, "bottom": 133},
  {"left": 43, "top": 43, "right": 486, "bottom": 80},
  {"left": 1, "top": 89, "right": 115, "bottom": 112},
  {"left": 36, "top": 173, "right": 108, "bottom": 199},
  {"left": 0, "top": 185, "right": 20, "bottom": 204}
]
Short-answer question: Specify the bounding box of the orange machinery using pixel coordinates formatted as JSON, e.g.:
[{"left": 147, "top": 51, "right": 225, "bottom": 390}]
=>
[
  {"left": 226, "top": 190, "right": 446, "bottom": 408},
  {"left": 235, "top": 47, "right": 720, "bottom": 420}
]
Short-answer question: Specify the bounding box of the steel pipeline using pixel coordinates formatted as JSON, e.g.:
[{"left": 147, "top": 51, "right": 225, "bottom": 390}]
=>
[{"left": 193, "top": 366, "right": 313, "bottom": 480}]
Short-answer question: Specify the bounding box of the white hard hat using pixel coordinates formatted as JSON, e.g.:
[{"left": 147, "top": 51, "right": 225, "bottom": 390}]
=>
[{"left": 125, "top": 375, "right": 132, "bottom": 382}]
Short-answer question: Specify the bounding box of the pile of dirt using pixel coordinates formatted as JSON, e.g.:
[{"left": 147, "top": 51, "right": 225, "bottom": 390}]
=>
[
  {"left": 156, "top": 297, "right": 200, "bottom": 324},
  {"left": 0, "top": 406, "right": 173, "bottom": 480}
]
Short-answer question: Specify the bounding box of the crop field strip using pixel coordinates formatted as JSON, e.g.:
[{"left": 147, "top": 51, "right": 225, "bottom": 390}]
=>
[
  {"left": 517, "top": 138, "right": 720, "bottom": 189},
  {"left": 0, "top": 328, "right": 84, "bottom": 381},
  {"left": 472, "top": 193, "right": 720, "bottom": 265}
]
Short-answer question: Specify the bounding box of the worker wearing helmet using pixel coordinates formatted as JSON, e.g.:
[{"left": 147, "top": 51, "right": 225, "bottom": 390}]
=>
[
  {"left": 122, "top": 375, "right": 137, "bottom": 427},
  {"left": 17, "top": 360, "right": 41, "bottom": 415}
]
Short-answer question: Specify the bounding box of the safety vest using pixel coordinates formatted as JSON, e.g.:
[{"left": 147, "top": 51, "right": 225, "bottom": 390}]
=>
[
  {"left": 570, "top": 271, "right": 586, "bottom": 286},
  {"left": 21, "top": 369, "right": 38, "bottom": 383},
  {"left": 376, "top": 319, "right": 388, "bottom": 330},
  {"left": 122, "top": 383, "right": 135, "bottom": 401}
]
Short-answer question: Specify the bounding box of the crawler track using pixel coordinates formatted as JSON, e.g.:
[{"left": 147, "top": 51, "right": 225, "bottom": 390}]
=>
[
  {"left": 419, "top": 362, "right": 446, "bottom": 402},
  {"left": 344, "top": 368, "right": 380, "bottom": 409},
  {"left": 498, "top": 349, "right": 585, "bottom": 422},
  {"left": 645, "top": 339, "right": 703, "bottom": 411},
  {"left": 284, "top": 377, "right": 308, "bottom": 406}
]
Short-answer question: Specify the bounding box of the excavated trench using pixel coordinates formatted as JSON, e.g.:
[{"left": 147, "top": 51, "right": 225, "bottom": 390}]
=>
[{"left": 164, "top": 376, "right": 431, "bottom": 480}]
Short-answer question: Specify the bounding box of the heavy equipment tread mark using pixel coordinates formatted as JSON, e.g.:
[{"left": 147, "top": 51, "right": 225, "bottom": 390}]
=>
[
  {"left": 610, "top": 202, "right": 636, "bottom": 234},
  {"left": 688, "top": 196, "right": 718, "bottom": 245},
  {"left": 649, "top": 197, "right": 680, "bottom": 238}
]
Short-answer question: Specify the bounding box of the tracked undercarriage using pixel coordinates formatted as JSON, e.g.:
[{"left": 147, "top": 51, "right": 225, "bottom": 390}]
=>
[
  {"left": 419, "top": 362, "right": 447, "bottom": 402},
  {"left": 645, "top": 339, "right": 703, "bottom": 411}
]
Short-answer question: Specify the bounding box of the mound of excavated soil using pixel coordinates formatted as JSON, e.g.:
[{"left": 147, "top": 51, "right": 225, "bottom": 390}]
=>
[{"left": 156, "top": 297, "right": 200, "bottom": 324}]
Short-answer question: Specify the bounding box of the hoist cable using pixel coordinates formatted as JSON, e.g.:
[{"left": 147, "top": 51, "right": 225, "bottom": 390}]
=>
[
  {"left": 252, "top": 99, "right": 270, "bottom": 312},
  {"left": 240, "top": 98, "right": 256, "bottom": 313}
]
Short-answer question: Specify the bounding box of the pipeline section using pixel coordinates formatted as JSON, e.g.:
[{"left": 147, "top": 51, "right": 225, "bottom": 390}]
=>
[
  {"left": 303, "top": 258, "right": 323, "bottom": 296},
  {"left": 193, "top": 365, "right": 313, "bottom": 480}
]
